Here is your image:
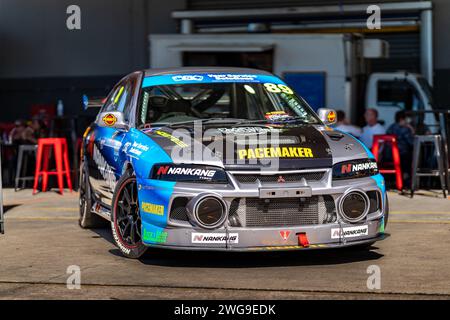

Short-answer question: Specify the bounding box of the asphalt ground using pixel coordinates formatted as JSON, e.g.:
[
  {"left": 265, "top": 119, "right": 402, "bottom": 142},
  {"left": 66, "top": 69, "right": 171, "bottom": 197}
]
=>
[{"left": 1, "top": 188, "right": 450, "bottom": 300}]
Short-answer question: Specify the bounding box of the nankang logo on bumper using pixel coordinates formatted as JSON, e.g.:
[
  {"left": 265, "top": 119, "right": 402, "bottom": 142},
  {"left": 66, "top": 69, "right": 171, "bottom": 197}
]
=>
[
  {"left": 331, "top": 225, "right": 369, "bottom": 239},
  {"left": 191, "top": 233, "right": 239, "bottom": 244}
]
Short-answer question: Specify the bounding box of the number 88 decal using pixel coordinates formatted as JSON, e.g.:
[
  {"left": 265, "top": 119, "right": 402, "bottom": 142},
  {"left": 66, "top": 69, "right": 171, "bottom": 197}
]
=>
[{"left": 263, "top": 83, "right": 294, "bottom": 94}]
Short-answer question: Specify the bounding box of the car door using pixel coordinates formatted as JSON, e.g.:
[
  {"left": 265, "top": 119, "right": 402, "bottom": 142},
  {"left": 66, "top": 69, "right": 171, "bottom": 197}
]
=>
[{"left": 88, "top": 74, "right": 139, "bottom": 207}]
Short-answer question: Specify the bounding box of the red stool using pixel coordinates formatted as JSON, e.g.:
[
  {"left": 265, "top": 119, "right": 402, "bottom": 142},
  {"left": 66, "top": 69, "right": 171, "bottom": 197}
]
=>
[
  {"left": 372, "top": 134, "right": 403, "bottom": 191},
  {"left": 33, "top": 138, "right": 73, "bottom": 195}
]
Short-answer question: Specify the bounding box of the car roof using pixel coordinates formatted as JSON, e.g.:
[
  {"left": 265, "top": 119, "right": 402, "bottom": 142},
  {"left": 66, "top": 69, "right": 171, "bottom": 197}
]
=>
[{"left": 143, "top": 67, "right": 273, "bottom": 77}]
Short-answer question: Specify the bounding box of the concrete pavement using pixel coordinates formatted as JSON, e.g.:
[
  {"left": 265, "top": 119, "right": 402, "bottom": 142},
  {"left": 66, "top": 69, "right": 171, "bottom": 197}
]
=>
[{"left": 1, "top": 189, "right": 450, "bottom": 299}]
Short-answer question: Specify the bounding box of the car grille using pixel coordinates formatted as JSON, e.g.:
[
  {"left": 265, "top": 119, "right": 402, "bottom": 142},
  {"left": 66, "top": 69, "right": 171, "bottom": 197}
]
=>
[
  {"left": 367, "top": 191, "right": 381, "bottom": 213},
  {"left": 229, "top": 196, "right": 336, "bottom": 227},
  {"left": 232, "top": 171, "right": 325, "bottom": 184}
]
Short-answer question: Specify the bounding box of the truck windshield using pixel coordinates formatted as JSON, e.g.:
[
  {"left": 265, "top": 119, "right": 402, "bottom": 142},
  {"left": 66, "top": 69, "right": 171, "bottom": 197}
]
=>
[{"left": 138, "top": 82, "right": 320, "bottom": 126}]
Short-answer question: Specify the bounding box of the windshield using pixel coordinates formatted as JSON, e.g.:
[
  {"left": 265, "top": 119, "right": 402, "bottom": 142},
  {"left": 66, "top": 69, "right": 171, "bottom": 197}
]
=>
[{"left": 137, "top": 76, "right": 319, "bottom": 127}]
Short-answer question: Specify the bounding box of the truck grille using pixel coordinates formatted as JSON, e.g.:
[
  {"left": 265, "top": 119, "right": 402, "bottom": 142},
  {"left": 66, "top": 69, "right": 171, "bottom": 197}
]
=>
[
  {"left": 229, "top": 196, "right": 336, "bottom": 227},
  {"left": 232, "top": 171, "right": 325, "bottom": 184}
]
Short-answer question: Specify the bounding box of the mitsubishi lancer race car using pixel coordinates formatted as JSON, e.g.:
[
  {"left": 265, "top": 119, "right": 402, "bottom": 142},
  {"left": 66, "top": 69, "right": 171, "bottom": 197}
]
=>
[{"left": 79, "top": 67, "right": 388, "bottom": 258}]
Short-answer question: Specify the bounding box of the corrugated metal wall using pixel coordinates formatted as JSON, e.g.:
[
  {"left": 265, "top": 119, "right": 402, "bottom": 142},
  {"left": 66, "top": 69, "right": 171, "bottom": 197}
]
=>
[
  {"left": 366, "top": 33, "right": 420, "bottom": 73},
  {"left": 188, "top": 0, "right": 414, "bottom": 10},
  {"left": 186, "top": 0, "right": 421, "bottom": 73}
]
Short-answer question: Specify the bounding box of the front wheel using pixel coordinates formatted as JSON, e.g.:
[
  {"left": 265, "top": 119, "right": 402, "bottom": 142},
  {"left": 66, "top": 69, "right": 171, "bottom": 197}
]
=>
[
  {"left": 79, "top": 160, "right": 108, "bottom": 229},
  {"left": 111, "top": 170, "right": 147, "bottom": 259}
]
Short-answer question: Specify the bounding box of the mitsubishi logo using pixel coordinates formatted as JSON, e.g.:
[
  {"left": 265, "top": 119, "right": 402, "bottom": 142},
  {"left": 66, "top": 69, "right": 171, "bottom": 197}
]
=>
[
  {"left": 280, "top": 230, "right": 291, "bottom": 241},
  {"left": 277, "top": 175, "right": 286, "bottom": 183}
]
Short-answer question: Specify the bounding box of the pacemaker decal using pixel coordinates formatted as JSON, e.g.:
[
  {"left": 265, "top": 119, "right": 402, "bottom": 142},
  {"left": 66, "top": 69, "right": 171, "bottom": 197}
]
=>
[{"left": 238, "top": 147, "right": 314, "bottom": 160}]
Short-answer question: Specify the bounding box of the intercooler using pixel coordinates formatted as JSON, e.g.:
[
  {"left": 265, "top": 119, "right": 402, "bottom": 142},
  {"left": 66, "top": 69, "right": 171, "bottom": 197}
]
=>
[{"left": 229, "top": 196, "right": 336, "bottom": 227}]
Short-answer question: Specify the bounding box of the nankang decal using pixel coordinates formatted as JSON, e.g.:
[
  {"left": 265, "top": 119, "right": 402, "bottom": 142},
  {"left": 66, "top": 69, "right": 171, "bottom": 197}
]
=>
[
  {"left": 191, "top": 233, "right": 239, "bottom": 244},
  {"left": 93, "top": 145, "right": 117, "bottom": 190},
  {"left": 341, "top": 161, "right": 378, "bottom": 174},
  {"left": 333, "top": 159, "right": 379, "bottom": 180},
  {"left": 164, "top": 166, "right": 216, "bottom": 178},
  {"left": 151, "top": 164, "right": 228, "bottom": 183},
  {"left": 331, "top": 225, "right": 368, "bottom": 239}
]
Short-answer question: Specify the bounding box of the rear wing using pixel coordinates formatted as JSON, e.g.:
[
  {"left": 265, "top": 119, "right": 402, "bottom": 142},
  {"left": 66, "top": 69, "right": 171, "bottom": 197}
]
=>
[
  {"left": 0, "top": 148, "right": 4, "bottom": 234},
  {"left": 82, "top": 94, "right": 106, "bottom": 110}
]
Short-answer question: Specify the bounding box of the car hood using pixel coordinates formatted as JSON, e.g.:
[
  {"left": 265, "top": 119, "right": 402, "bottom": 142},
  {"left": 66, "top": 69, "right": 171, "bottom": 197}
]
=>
[{"left": 141, "top": 123, "right": 370, "bottom": 170}]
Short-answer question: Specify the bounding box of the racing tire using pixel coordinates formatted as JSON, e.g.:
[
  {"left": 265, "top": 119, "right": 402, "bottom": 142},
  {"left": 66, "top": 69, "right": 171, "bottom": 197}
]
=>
[
  {"left": 79, "top": 160, "right": 108, "bottom": 229},
  {"left": 111, "top": 170, "right": 148, "bottom": 259}
]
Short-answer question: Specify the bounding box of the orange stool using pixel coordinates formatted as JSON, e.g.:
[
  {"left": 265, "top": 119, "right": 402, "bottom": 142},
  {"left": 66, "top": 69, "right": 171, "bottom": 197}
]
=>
[
  {"left": 372, "top": 134, "right": 403, "bottom": 191},
  {"left": 33, "top": 138, "right": 73, "bottom": 195}
]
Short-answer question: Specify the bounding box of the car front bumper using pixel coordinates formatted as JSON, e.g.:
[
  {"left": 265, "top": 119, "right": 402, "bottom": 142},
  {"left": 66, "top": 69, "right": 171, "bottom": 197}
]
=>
[{"left": 138, "top": 169, "right": 388, "bottom": 251}]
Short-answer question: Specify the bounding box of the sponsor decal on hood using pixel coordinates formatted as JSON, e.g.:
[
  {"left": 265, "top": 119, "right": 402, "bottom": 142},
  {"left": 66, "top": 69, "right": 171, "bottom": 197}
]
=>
[{"left": 144, "top": 124, "right": 333, "bottom": 170}]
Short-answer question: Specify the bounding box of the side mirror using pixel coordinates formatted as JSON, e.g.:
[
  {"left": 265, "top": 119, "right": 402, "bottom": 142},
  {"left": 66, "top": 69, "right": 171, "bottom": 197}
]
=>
[
  {"left": 97, "top": 111, "right": 129, "bottom": 131},
  {"left": 317, "top": 108, "right": 337, "bottom": 125},
  {"left": 82, "top": 94, "right": 106, "bottom": 110}
]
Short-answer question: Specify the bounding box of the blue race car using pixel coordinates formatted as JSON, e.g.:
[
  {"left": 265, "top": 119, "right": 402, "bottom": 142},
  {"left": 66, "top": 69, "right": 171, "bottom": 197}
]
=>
[{"left": 79, "top": 67, "right": 388, "bottom": 258}]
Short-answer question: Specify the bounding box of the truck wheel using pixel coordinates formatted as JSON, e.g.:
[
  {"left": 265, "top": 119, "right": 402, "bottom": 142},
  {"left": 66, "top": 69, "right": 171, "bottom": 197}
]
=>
[
  {"left": 111, "top": 170, "right": 147, "bottom": 259},
  {"left": 79, "top": 160, "right": 107, "bottom": 229}
]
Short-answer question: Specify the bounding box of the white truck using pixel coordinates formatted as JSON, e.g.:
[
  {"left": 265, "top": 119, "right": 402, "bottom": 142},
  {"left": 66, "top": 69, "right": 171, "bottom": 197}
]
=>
[
  {"left": 149, "top": 33, "right": 438, "bottom": 128},
  {"left": 366, "top": 71, "right": 437, "bottom": 130}
]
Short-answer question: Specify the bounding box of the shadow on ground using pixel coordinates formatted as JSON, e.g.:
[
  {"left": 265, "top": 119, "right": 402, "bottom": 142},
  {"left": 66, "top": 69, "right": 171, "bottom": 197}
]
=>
[
  {"left": 139, "top": 246, "right": 383, "bottom": 268},
  {"left": 91, "top": 226, "right": 384, "bottom": 268},
  {"left": 2, "top": 204, "right": 20, "bottom": 213}
]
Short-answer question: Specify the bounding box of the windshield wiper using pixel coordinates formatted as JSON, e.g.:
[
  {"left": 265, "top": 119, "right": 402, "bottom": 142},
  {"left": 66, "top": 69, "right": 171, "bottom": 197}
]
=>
[
  {"left": 240, "top": 116, "right": 311, "bottom": 125},
  {"left": 164, "top": 118, "right": 249, "bottom": 128},
  {"left": 141, "top": 117, "right": 312, "bottom": 129}
]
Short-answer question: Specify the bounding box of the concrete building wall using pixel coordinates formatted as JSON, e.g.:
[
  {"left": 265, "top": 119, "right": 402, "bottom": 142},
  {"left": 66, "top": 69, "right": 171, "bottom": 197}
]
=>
[
  {"left": 0, "top": 0, "right": 185, "bottom": 78},
  {"left": 0, "top": 0, "right": 186, "bottom": 122},
  {"left": 0, "top": 0, "right": 449, "bottom": 122}
]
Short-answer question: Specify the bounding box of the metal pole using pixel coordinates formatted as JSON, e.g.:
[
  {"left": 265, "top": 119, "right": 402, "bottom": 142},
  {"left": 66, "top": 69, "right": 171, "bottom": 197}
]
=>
[
  {"left": 439, "top": 113, "right": 450, "bottom": 195},
  {"left": 0, "top": 146, "right": 4, "bottom": 234},
  {"left": 180, "top": 19, "right": 194, "bottom": 34},
  {"left": 420, "top": 9, "right": 433, "bottom": 85}
]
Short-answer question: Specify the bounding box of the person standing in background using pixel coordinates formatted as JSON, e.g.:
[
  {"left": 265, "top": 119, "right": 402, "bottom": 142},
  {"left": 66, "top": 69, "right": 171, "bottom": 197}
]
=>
[
  {"left": 9, "top": 120, "right": 27, "bottom": 145},
  {"left": 387, "top": 111, "right": 415, "bottom": 186},
  {"left": 335, "top": 110, "right": 362, "bottom": 137},
  {"left": 360, "top": 108, "right": 386, "bottom": 148}
]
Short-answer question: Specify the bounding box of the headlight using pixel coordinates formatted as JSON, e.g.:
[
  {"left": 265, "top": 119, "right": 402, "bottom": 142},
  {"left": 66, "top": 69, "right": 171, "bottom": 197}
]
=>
[
  {"left": 194, "top": 196, "right": 226, "bottom": 229},
  {"left": 333, "top": 159, "right": 378, "bottom": 180},
  {"left": 339, "top": 190, "right": 369, "bottom": 222},
  {"left": 151, "top": 163, "right": 228, "bottom": 183}
]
